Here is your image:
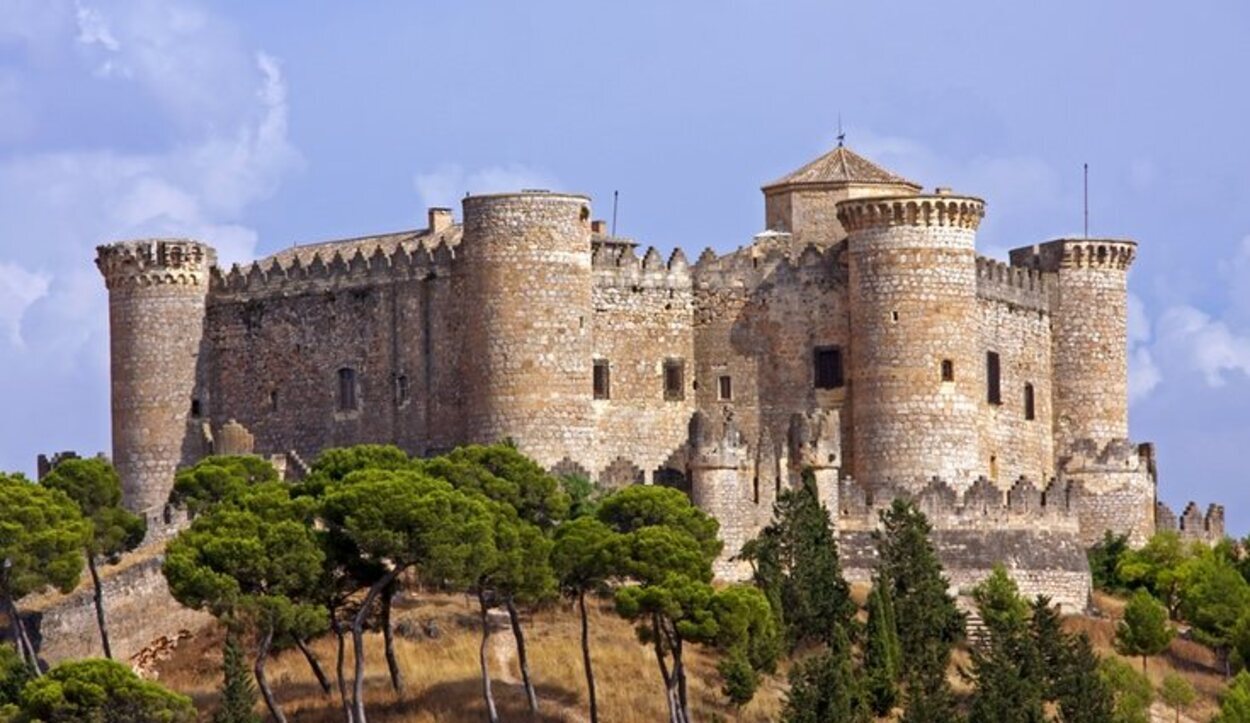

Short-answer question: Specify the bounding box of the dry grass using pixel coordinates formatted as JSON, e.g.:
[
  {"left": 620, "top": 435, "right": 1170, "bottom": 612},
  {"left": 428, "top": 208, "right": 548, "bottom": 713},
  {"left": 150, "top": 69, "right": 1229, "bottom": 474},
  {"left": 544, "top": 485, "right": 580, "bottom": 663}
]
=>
[{"left": 156, "top": 592, "right": 785, "bottom": 722}]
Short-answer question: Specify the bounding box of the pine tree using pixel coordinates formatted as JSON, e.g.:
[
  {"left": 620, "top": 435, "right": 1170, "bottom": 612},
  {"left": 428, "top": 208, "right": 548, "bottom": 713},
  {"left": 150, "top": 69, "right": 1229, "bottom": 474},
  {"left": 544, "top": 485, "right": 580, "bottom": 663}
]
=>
[
  {"left": 214, "top": 634, "right": 260, "bottom": 723},
  {"left": 782, "top": 628, "right": 869, "bottom": 723},
  {"left": 1052, "top": 633, "right": 1116, "bottom": 723},
  {"left": 1115, "top": 589, "right": 1174, "bottom": 674},
  {"left": 864, "top": 582, "right": 901, "bottom": 716},
  {"left": 966, "top": 567, "right": 1045, "bottom": 723}
]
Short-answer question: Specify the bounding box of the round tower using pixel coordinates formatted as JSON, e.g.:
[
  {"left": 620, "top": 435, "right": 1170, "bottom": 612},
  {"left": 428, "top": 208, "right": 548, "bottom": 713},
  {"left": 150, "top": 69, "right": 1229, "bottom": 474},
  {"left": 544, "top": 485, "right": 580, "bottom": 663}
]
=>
[
  {"left": 1011, "top": 239, "right": 1137, "bottom": 453},
  {"left": 458, "top": 192, "right": 594, "bottom": 469},
  {"left": 839, "top": 193, "right": 986, "bottom": 492},
  {"left": 95, "top": 239, "right": 215, "bottom": 517}
]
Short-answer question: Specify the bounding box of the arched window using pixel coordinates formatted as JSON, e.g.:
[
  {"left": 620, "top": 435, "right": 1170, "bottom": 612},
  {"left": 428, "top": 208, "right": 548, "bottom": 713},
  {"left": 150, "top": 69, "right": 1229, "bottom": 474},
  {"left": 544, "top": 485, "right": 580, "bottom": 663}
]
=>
[{"left": 338, "top": 368, "right": 358, "bottom": 411}]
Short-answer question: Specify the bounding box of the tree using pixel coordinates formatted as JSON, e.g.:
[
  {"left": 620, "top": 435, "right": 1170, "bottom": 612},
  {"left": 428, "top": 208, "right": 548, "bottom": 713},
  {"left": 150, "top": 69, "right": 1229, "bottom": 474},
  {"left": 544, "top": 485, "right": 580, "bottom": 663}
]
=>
[
  {"left": 873, "top": 500, "right": 963, "bottom": 721},
  {"left": 560, "top": 474, "right": 599, "bottom": 520},
  {"left": 782, "top": 628, "right": 868, "bottom": 723},
  {"left": 0, "top": 473, "right": 91, "bottom": 675},
  {"left": 169, "top": 455, "right": 279, "bottom": 516},
  {"left": 16, "top": 658, "right": 193, "bottom": 723},
  {"left": 1098, "top": 657, "right": 1153, "bottom": 723},
  {"left": 0, "top": 646, "right": 31, "bottom": 709},
  {"left": 966, "top": 566, "right": 1046, "bottom": 723},
  {"left": 1220, "top": 670, "right": 1250, "bottom": 723},
  {"left": 1179, "top": 551, "right": 1250, "bottom": 677},
  {"left": 1088, "top": 531, "right": 1131, "bottom": 593},
  {"left": 1117, "top": 532, "right": 1191, "bottom": 617},
  {"left": 320, "top": 469, "right": 493, "bottom": 723},
  {"left": 738, "top": 470, "right": 854, "bottom": 649},
  {"left": 163, "top": 483, "right": 326, "bottom": 723},
  {"left": 711, "top": 583, "right": 781, "bottom": 708},
  {"left": 551, "top": 516, "right": 622, "bottom": 723},
  {"left": 863, "top": 582, "right": 902, "bottom": 716},
  {"left": 40, "top": 458, "right": 145, "bottom": 660},
  {"left": 598, "top": 485, "right": 722, "bottom": 723},
  {"left": 1159, "top": 673, "right": 1195, "bottom": 723},
  {"left": 1115, "top": 590, "right": 1174, "bottom": 674},
  {"left": 213, "top": 634, "right": 260, "bottom": 723},
  {"left": 1053, "top": 633, "right": 1116, "bottom": 723}
]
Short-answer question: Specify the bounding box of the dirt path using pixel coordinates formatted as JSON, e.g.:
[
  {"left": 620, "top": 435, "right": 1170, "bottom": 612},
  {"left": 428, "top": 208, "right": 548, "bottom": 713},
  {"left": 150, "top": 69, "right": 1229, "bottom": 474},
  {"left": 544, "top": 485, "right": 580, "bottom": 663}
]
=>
[{"left": 487, "top": 609, "right": 589, "bottom": 723}]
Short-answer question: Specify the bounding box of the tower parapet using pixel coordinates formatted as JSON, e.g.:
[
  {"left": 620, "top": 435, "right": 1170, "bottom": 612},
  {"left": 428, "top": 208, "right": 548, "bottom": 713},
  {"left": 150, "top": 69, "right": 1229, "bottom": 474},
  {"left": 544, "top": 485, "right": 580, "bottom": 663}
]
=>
[
  {"left": 839, "top": 193, "right": 986, "bottom": 493},
  {"left": 688, "top": 409, "right": 754, "bottom": 580},
  {"left": 96, "top": 239, "right": 215, "bottom": 520}
]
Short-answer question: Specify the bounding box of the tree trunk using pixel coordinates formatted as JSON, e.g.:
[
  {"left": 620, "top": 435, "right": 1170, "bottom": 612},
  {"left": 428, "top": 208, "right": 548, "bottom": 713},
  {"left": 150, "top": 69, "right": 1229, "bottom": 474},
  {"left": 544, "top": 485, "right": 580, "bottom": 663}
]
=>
[
  {"left": 296, "top": 636, "right": 332, "bottom": 695},
  {"left": 5, "top": 597, "right": 39, "bottom": 677},
  {"left": 86, "top": 554, "right": 112, "bottom": 660},
  {"left": 1142, "top": 655, "right": 1148, "bottom": 675},
  {"left": 255, "top": 624, "right": 288, "bottom": 723},
  {"left": 505, "top": 596, "right": 539, "bottom": 712},
  {"left": 670, "top": 627, "right": 690, "bottom": 723},
  {"left": 651, "top": 613, "right": 680, "bottom": 723},
  {"left": 381, "top": 582, "right": 404, "bottom": 692},
  {"left": 478, "top": 590, "right": 500, "bottom": 723},
  {"left": 330, "top": 617, "right": 353, "bottom": 723},
  {"left": 351, "top": 569, "right": 400, "bottom": 723},
  {"left": 578, "top": 592, "right": 599, "bottom": 723}
]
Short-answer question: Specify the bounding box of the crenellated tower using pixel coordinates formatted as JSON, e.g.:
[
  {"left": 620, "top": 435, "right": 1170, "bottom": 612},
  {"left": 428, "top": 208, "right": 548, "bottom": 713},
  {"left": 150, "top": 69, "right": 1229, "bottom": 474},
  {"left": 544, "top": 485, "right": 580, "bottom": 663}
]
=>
[
  {"left": 457, "top": 192, "right": 595, "bottom": 468},
  {"left": 839, "top": 192, "right": 986, "bottom": 492},
  {"left": 96, "top": 239, "right": 215, "bottom": 519}
]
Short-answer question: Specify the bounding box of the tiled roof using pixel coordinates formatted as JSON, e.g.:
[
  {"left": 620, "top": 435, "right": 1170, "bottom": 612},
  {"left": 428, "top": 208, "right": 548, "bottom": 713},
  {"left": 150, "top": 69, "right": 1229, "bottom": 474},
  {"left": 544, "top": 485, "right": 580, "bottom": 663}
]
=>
[{"left": 763, "top": 144, "right": 920, "bottom": 190}]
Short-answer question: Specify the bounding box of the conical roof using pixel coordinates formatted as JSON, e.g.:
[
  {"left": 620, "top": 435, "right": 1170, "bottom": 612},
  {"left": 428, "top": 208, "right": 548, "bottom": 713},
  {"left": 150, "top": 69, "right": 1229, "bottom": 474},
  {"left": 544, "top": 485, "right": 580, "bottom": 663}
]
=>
[{"left": 763, "top": 144, "right": 920, "bottom": 190}]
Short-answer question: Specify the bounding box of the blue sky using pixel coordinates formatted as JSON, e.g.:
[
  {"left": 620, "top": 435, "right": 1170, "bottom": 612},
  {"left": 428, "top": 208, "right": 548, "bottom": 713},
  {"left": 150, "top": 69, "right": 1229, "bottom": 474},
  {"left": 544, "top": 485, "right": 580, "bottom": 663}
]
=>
[{"left": 1, "top": 1, "right": 1248, "bottom": 533}]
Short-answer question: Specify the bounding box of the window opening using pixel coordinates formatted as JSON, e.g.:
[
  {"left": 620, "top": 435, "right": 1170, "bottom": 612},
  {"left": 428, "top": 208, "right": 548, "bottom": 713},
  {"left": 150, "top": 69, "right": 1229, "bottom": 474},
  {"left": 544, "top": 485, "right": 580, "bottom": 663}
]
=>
[
  {"left": 941, "top": 359, "right": 954, "bottom": 382},
  {"left": 1024, "top": 383, "right": 1036, "bottom": 420},
  {"left": 986, "top": 352, "right": 1002, "bottom": 405},
  {"left": 814, "top": 346, "right": 845, "bottom": 389},
  {"left": 718, "top": 375, "right": 732, "bottom": 401},
  {"left": 593, "top": 360, "right": 611, "bottom": 400},
  {"left": 338, "top": 368, "right": 358, "bottom": 411},
  {"left": 663, "top": 359, "right": 685, "bottom": 401}
]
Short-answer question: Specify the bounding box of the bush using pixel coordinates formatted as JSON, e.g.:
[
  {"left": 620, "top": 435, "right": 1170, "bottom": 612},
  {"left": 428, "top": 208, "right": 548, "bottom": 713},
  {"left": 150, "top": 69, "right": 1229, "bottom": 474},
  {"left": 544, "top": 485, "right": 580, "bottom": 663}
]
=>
[{"left": 17, "top": 658, "right": 194, "bottom": 723}]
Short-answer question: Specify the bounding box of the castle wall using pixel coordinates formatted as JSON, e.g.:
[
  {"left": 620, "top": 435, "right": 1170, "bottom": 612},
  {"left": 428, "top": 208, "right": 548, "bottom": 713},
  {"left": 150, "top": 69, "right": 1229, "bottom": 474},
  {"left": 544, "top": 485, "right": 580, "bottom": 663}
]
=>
[
  {"left": 763, "top": 182, "right": 921, "bottom": 247},
  {"left": 589, "top": 245, "right": 695, "bottom": 484}
]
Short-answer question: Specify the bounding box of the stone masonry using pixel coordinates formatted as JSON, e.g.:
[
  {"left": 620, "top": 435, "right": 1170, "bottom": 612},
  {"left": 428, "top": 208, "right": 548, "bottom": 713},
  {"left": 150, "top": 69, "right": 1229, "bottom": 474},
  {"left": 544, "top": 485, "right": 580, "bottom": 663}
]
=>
[{"left": 94, "top": 143, "right": 1222, "bottom": 613}]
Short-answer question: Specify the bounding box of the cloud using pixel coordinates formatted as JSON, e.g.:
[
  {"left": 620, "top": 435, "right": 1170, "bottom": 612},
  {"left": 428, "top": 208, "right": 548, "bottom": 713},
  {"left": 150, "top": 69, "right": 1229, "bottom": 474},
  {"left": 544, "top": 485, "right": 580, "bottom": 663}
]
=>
[
  {"left": 1127, "top": 293, "right": 1162, "bottom": 401},
  {"left": 1154, "top": 305, "right": 1250, "bottom": 388},
  {"left": 414, "top": 164, "right": 559, "bottom": 210},
  {"left": 0, "top": 262, "right": 51, "bottom": 348}
]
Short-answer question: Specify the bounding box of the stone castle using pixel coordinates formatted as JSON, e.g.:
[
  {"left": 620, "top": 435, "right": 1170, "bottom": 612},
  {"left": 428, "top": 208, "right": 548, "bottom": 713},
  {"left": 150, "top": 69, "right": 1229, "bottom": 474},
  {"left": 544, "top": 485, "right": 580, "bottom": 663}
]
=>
[{"left": 94, "top": 143, "right": 1225, "bottom": 612}]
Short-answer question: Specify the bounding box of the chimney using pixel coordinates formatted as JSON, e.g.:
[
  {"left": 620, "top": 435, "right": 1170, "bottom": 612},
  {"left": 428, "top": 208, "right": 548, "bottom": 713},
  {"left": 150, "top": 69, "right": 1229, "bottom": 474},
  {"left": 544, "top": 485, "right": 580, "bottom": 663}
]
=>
[
  {"left": 428, "top": 207, "right": 453, "bottom": 234},
  {"left": 591, "top": 219, "right": 608, "bottom": 235}
]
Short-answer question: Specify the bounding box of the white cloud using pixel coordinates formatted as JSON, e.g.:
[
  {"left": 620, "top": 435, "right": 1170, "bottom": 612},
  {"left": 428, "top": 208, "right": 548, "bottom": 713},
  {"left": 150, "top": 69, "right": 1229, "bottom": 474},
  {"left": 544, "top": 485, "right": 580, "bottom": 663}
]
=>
[
  {"left": 1154, "top": 305, "right": 1250, "bottom": 387},
  {"left": 0, "top": 262, "right": 51, "bottom": 347},
  {"left": 414, "top": 164, "right": 559, "bottom": 210}
]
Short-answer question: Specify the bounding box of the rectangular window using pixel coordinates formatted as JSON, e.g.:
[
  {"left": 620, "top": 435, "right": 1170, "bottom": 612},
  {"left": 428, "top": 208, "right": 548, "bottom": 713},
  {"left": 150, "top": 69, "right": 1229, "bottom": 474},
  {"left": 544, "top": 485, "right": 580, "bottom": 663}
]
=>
[
  {"left": 1024, "top": 383, "right": 1036, "bottom": 420},
  {"left": 718, "top": 375, "right": 732, "bottom": 401},
  {"left": 941, "top": 359, "right": 954, "bottom": 382},
  {"left": 338, "top": 368, "right": 358, "bottom": 411},
  {"left": 190, "top": 398, "right": 202, "bottom": 418},
  {"left": 663, "top": 359, "right": 685, "bottom": 401},
  {"left": 396, "top": 374, "right": 409, "bottom": 406},
  {"left": 986, "top": 352, "right": 1001, "bottom": 405},
  {"left": 814, "top": 346, "right": 845, "bottom": 389},
  {"left": 269, "top": 390, "right": 278, "bottom": 412},
  {"left": 593, "top": 360, "right": 610, "bottom": 400}
]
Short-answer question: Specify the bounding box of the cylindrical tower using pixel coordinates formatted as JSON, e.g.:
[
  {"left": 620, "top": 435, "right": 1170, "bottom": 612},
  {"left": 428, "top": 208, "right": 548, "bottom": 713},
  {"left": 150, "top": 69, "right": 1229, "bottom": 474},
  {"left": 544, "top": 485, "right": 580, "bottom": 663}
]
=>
[
  {"left": 1011, "top": 238, "right": 1136, "bottom": 453},
  {"left": 458, "top": 192, "right": 594, "bottom": 469},
  {"left": 95, "top": 239, "right": 215, "bottom": 517},
  {"left": 839, "top": 193, "right": 986, "bottom": 492}
]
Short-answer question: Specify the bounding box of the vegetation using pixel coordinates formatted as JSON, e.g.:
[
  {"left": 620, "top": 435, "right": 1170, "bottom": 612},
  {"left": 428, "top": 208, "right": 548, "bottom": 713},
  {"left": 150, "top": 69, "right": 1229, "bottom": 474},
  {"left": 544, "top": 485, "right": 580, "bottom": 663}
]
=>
[
  {"left": 213, "top": 635, "right": 260, "bottom": 723},
  {"left": 39, "top": 457, "right": 145, "bottom": 660},
  {"left": 1115, "top": 589, "right": 1175, "bottom": 674},
  {"left": 1160, "top": 671, "right": 1196, "bottom": 722},
  {"left": 11, "top": 658, "right": 193, "bottom": 723}
]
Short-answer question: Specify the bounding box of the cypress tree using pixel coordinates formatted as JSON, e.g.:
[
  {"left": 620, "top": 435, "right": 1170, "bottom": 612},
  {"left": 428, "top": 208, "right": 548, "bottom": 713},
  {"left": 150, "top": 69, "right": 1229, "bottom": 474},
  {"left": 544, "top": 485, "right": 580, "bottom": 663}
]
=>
[
  {"left": 864, "top": 582, "right": 902, "bottom": 716},
  {"left": 782, "top": 627, "right": 869, "bottom": 723},
  {"left": 966, "top": 567, "right": 1045, "bottom": 723},
  {"left": 214, "top": 634, "right": 260, "bottom": 723}
]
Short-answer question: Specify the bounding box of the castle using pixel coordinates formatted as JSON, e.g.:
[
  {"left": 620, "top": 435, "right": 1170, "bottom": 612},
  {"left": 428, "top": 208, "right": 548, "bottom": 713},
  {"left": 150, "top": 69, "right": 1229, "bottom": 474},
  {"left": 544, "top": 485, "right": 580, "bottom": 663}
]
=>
[{"left": 94, "top": 143, "right": 1224, "bottom": 612}]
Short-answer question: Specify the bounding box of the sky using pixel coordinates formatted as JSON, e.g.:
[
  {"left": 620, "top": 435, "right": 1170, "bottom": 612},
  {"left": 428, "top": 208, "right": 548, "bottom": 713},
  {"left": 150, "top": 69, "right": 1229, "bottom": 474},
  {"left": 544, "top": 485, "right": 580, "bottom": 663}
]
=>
[{"left": 1, "top": 1, "right": 1248, "bottom": 533}]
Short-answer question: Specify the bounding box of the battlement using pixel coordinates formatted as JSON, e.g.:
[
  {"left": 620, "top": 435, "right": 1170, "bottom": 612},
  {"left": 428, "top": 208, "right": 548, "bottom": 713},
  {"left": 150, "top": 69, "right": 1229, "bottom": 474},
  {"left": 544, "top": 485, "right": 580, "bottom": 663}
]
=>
[
  {"left": 96, "top": 239, "right": 216, "bottom": 289},
  {"left": 836, "top": 475, "right": 1080, "bottom": 533},
  {"left": 975, "top": 255, "right": 1049, "bottom": 311},
  {"left": 1009, "top": 238, "right": 1137, "bottom": 272},
  {"left": 591, "top": 241, "right": 691, "bottom": 291},
  {"left": 835, "top": 193, "right": 985, "bottom": 233},
  {"left": 690, "top": 242, "right": 840, "bottom": 292},
  {"left": 1156, "top": 501, "right": 1226, "bottom": 544},
  {"left": 1059, "top": 438, "right": 1148, "bottom": 473},
  {"left": 208, "top": 239, "right": 456, "bottom": 299}
]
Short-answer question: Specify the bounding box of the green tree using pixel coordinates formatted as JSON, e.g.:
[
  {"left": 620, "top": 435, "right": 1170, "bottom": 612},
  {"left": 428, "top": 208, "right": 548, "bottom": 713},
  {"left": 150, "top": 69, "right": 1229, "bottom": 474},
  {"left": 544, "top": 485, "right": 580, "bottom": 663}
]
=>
[
  {"left": 1089, "top": 531, "right": 1132, "bottom": 593},
  {"left": 0, "top": 473, "right": 91, "bottom": 675},
  {"left": 966, "top": 566, "right": 1045, "bottom": 723},
  {"left": 598, "top": 485, "right": 722, "bottom": 723},
  {"left": 1159, "top": 672, "right": 1195, "bottom": 723},
  {"left": 213, "top": 635, "right": 259, "bottom": 723},
  {"left": 1115, "top": 590, "right": 1174, "bottom": 674},
  {"left": 1053, "top": 632, "right": 1116, "bottom": 723},
  {"left": 163, "top": 483, "right": 326, "bottom": 723},
  {"left": 560, "top": 474, "right": 599, "bottom": 520},
  {"left": 1179, "top": 550, "right": 1250, "bottom": 677},
  {"left": 737, "top": 470, "right": 854, "bottom": 649},
  {"left": 16, "top": 658, "right": 193, "bottom": 723},
  {"left": 0, "top": 646, "right": 31, "bottom": 708},
  {"left": 1098, "top": 657, "right": 1153, "bottom": 723},
  {"left": 320, "top": 469, "right": 493, "bottom": 723},
  {"left": 710, "top": 583, "right": 781, "bottom": 707},
  {"left": 40, "top": 458, "right": 145, "bottom": 660},
  {"left": 874, "top": 500, "right": 963, "bottom": 722},
  {"left": 169, "top": 456, "right": 279, "bottom": 515},
  {"left": 424, "top": 444, "right": 570, "bottom": 711},
  {"left": 1117, "top": 532, "right": 1192, "bottom": 617},
  {"left": 551, "top": 516, "right": 622, "bottom": 723},
  {"left": 863, "top": 582, "right": 902, "bottom": 716},
  {"left": 1220, "top": 670, "right": 1250, "bottom": 722},
  {"left": 782, "top": 628, "right": 868, "bottom": 723},
  {"left": 309, "top": 445, "right": 411, "bottom": 484}
]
